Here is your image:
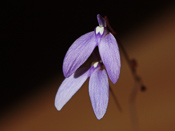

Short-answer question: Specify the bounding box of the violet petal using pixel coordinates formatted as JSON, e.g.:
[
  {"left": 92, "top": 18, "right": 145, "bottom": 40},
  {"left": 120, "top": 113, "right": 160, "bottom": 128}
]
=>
[
  {"left": 98, "top": 33, "right": 121, "bottom": 84},
  {"left": 63, "top": 32, "right": 96, "bottom": 77},
  {"left": 89, "top": 68, "right": 109, "bottom": 120},
  {"left": 97, "top": 14, "right": 106, "bottom": 27},
  {"left": 55, "top": 67, "right": 89, "bottom": 110}
]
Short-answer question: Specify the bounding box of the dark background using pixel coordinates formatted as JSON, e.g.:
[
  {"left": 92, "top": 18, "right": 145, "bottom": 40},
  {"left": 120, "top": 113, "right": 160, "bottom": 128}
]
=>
[{"left": 1, "top": 0, "right": 174, "bottom": 115}]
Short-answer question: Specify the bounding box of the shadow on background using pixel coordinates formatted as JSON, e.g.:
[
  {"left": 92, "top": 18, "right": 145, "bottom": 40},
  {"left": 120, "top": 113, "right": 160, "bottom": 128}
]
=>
[{"left": 1, "top": 1, "right": 175, "bottom": 131}]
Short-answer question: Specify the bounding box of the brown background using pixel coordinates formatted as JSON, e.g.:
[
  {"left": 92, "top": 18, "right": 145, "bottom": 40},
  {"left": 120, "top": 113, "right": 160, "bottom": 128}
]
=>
[{"left": 1, "top": 1, "right": 175, "bottom": 131}]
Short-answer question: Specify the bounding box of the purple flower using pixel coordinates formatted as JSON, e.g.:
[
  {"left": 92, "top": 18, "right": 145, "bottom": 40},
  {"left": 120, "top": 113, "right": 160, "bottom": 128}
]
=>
[
  {"left": 63, "top": 14, "right": 121, "bottom": 84},
  {"left": 55, "top": 14, "right": 121, "bottom": 120},
  {"left": 55, "top": 61, "right": 109, "bottom": 120}
]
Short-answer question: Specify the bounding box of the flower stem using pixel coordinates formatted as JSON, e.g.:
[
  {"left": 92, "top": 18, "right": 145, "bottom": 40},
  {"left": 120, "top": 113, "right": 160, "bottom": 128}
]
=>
[
  {"left": 105, "top": 16, "right": 145, "bottom": 131},
  {"left": 109, "top": 86, "right": 122, "bottom": 112},
  {"left": 129, "top": 81, "right": 139, "bottom": 131}
]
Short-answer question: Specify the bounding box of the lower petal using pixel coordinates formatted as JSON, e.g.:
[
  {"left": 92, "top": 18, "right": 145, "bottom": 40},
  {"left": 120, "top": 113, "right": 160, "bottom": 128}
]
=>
[
  {"left": 89, "top": 68, "right": 109, "bottom": 120},
  {"left": 55, "top": 67, "right": 89, "bottom": 110}
]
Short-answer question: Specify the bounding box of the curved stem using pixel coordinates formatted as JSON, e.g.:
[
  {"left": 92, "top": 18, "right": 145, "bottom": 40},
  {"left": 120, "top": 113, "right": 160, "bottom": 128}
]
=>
[
  {"left": 105, "top": 16, "right": 143, "bottom": 131},
  {"left": 109, "top": 86, "right": 122, "bottom": 112},
  {"left": 129, "top": 81, "right": 140, "bottom": 131}
]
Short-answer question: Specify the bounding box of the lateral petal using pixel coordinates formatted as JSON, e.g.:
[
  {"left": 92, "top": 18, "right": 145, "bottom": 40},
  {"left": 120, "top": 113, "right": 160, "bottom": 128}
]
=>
[
  {"left": 55, "top": 67, "right": 89, "bottom": 111},
  {"left": 63, "top": 32, "right": 96, "bottom": 77},
  {"left": 98, "top": 33, "right": 121, "bottom": 84},
  {"left": 89, "top": 68, "right": 109, "bottom": 120}
]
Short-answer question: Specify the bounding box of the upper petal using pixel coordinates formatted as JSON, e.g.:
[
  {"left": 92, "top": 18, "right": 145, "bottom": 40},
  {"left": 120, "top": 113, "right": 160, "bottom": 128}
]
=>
[
  {"left": 89, "top": 68, "right": 109, "bottom": 120},
  {"left": 55, "top": 67, "right": 89, "bottom": 111},
  {"left": 98, "top": 33, "right": 121, "bottom": 84},
  {"left": 63, "top": 31, "right": 96, "bottom": 77},
  {"left": 97, "top": 14, "right": 106, "bottom": 27}
]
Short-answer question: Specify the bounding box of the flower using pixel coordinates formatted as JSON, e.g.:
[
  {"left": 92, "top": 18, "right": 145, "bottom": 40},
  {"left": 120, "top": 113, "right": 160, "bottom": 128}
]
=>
[
  {"left": 63, "top": 14, "right": 121, "bottom": 84},
  {"left": 55, "top": 14, "right": 121, "bottom": 120},
  {"left": 55, "top": 61, "right": 109, "bottom": 120}
]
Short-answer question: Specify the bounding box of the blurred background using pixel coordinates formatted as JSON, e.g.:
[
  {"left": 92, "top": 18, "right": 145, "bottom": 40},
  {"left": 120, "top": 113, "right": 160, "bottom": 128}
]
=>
[{"left": 1, "top": 0, "right": 175, "bottom": 131}]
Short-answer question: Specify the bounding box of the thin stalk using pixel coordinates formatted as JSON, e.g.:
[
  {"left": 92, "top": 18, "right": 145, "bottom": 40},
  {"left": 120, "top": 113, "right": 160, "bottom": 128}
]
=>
[
  {"left": 109, "top": 86, "right": 122, "bottom": 112},
  {"left": 105, "top": 16, "right": 143, "bottom": 131}
]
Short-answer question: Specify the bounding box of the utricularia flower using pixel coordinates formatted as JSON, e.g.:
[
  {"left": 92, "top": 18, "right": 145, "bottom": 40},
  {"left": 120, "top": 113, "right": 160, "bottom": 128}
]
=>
[{"left": 55, "top": 14, "right": 121, "bottom": 120}]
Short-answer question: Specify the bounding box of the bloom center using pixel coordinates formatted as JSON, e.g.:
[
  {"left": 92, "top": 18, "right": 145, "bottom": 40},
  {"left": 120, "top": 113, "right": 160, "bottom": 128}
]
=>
[
  {"left": 93, "top": 62, "right": 99, "bottom": 68},
  {"left": 95, "top": 26, "right": 104, "bottom": 35}
]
